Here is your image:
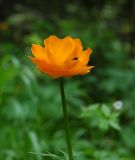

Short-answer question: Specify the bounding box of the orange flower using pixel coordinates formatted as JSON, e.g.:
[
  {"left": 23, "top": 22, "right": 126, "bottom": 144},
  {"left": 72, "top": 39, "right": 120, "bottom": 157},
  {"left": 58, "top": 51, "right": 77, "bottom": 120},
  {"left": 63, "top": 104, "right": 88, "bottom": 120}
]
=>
[{"left": 29, "top": 35, "right": 94, "bottom": 78}]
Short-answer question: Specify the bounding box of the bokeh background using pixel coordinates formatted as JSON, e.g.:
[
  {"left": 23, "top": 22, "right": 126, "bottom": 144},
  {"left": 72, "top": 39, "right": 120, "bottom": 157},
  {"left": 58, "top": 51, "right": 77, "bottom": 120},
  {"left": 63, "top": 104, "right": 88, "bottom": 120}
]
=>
[{"left": 0, "top": 0, "right": 135, "bottom": 160}]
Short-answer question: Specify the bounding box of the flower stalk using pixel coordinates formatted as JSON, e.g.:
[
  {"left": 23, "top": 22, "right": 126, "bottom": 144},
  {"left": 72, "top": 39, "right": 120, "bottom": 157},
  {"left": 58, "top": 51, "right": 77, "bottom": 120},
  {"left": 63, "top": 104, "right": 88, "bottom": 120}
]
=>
[{"left": 59, "top": 78, "right": 73, "bottom": 160}]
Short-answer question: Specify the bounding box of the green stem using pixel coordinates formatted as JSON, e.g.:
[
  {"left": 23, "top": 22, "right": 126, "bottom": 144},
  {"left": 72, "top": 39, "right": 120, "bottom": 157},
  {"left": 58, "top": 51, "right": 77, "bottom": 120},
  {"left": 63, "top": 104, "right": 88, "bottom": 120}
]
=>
[{"left": 59, "top": 78, "right": 73, "bottom": 160}]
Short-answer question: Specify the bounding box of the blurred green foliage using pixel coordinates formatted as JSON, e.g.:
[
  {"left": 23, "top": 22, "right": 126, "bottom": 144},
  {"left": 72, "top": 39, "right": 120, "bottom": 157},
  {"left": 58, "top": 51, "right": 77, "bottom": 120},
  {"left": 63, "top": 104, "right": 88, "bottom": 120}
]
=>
[{"left": 0, "top": 0, "right": 135, "bottom": 160}]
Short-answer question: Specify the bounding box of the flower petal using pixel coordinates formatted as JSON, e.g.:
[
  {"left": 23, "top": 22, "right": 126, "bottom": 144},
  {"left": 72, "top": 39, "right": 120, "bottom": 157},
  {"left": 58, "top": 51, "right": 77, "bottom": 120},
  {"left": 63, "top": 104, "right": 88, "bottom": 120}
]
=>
[
  {"left": 31, "top": 44, "right": 51, "bottom": 63},
  {"left": 74, "top": 38, "right": 83, "bottom": 56},
  {"left": 79, "top": 48, "right": 92, "bottom": 65},
  {"left": 31, "top": 44, "right": 44, "bottom": 58},
  {"left": 44, "top": 36, "right": 77, "bottom": 65}
]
